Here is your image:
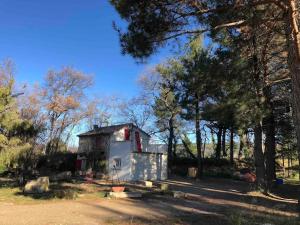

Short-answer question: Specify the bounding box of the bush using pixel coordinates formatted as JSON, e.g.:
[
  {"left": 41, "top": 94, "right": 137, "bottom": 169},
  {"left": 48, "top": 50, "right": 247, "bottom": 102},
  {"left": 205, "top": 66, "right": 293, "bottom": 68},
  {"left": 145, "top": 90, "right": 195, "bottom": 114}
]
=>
[
  {"left": 53, "top": 189, "right": 78, "bottom": 199},
  {"left": 37, "top": 152, "right": 77, "bottom": 173},
  {"left": 171, "top": 157, "right": 234, "bottom": 177},
  {"left": 0, "top": 164, "right": 5, "bottom": 174},
  {"left": 172, "top": 157, "right": 232, "bottom": 168}
]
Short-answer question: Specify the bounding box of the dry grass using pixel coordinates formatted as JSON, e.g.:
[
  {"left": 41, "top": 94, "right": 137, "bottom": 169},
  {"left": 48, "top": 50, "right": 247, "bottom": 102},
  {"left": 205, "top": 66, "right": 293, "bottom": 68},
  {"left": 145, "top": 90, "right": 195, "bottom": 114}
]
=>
[
  {"left": 0, "top": 177, "right": 107, "bottom": 204},
  {"left": 229, "top": 210, "right": 300, "bottom": 225}
]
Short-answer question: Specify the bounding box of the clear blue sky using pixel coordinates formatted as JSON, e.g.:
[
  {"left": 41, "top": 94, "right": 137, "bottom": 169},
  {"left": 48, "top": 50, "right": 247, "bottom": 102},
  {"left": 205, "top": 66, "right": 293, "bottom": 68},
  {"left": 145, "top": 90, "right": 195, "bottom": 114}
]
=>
[{"left": 0, "top": 0, "right": 171, "bottom": 98}]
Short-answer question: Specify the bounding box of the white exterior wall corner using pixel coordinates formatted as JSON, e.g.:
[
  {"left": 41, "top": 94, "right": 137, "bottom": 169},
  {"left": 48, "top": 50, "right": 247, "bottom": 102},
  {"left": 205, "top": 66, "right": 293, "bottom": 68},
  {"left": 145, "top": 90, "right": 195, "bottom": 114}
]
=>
[
  {"left": 131, "top": 153, "right": 168, "bottom": 181},
  {"left": 108, "top": 126, "right": 166, "bottom": 181}
]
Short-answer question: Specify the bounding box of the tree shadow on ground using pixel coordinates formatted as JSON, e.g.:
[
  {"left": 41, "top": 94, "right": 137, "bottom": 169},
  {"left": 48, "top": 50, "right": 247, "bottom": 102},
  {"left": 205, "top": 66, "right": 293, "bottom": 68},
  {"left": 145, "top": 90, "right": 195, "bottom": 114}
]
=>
[
  {"left": 0, "top": 177, "right": 19, "bottom": 188},
  {"left": 93, "top": 179, "right": 152, "bottom": 193},
  {"left": 82, "top": 196, "right": 230, "bottom": 225},
  {"left": 271, "top": 182, "right": 299, "bottom": 200},
  {"left": 159, "top": 176, "right": 298, "bottom": 213},
  {"left": 14, "top": 181, "right": 86, "bottom": 200},
  {"left": 93, "top": 176, "right": 298, "bottom": 216},
  {"left": 81, "top": 192, "right": 298, "bottom": 225}
]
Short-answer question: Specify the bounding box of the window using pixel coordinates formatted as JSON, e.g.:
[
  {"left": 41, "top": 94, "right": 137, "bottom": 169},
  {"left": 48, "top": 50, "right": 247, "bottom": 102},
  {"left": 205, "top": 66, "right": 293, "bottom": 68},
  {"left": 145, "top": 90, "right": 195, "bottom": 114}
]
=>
[{"left": 113, "top": 158, "right": 121, "bottom": 169}]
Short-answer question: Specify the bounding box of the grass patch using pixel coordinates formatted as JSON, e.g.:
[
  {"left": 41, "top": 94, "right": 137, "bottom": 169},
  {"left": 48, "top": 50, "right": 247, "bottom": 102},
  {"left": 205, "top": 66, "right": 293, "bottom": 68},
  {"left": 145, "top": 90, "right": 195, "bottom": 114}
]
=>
[
  {"left": 0, "top": 177, "right": 108, "bottom": 204},
  {"left": 284, "top": 173, "right": 300, "bottom": 185}
]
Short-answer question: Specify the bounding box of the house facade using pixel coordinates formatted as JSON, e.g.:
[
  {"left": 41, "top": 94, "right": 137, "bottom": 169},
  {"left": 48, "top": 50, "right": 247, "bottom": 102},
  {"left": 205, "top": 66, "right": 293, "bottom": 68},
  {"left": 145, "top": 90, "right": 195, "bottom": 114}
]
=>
[{"left": 77, "top": 123, "right": 167, "bottom": 181}]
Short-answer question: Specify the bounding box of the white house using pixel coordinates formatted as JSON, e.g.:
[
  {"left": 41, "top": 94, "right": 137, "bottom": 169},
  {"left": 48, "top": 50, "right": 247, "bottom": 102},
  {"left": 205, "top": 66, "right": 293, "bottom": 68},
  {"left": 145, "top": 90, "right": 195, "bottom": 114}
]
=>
[{"left": 77, "top": 123, "right": 167, "bottom": 181}]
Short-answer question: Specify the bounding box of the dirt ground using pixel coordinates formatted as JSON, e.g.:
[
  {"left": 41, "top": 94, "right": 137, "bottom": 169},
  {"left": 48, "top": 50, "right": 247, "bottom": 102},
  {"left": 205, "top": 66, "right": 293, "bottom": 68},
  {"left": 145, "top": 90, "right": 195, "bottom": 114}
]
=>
[{"left": 0, "top": 177, "right": 297, "bottom": 225}]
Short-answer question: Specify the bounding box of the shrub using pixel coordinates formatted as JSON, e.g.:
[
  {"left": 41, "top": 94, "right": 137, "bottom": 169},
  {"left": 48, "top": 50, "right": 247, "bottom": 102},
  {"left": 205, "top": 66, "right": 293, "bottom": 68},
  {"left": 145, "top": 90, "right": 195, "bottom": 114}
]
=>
[{"left": 37, "top": 152, "right": 77, "bottom": 173}]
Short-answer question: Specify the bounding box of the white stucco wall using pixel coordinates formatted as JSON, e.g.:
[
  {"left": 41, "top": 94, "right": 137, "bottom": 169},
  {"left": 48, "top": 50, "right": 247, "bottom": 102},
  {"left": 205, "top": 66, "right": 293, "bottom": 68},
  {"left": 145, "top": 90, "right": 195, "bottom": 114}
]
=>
[
  {"left": 130, "top": 127, "right": 150, "bottom": 152},
  {"left": 108, "top": 141, "right": 132, "bottom": 181},
  {"left": 108, "top": 125, "right": 166, "bottom": 181},
  {"left": 131, "top": 153, "right": 168, "bottom": 181},
  {"left": 111, "top": 127, "right": 126, "bottom": 142},
  {"left": 110, "top": 126, "right": 150, "bottom": 152}
]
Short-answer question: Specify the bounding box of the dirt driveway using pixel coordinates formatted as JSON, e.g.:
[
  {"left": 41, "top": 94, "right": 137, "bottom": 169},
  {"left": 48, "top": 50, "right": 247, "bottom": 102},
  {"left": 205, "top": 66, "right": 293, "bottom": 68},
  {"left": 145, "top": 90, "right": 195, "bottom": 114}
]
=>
[{"left": 0, "top": 177, "right": 297, "bottom": 225}]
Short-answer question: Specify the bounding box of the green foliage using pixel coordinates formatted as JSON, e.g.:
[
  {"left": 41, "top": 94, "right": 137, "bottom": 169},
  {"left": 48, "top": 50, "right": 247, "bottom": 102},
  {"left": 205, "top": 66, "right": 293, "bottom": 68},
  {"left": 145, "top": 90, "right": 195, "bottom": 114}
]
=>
[
  {"left": 36, "top": 152, "right": 77, "bottom": 173},
  {"left": 172, "top": 157, "right": 233, "bottom": 177},
  {"left": 94, "top": 160, "right": 107, "bottom": 172},
  {"left": 46, "top": 138, "right": 68, "bottom": 153},
  {"left": 0, "top": 141, "right": 32, "bottom": 169},
  {"left": 110, "top": 0, "right": 185, "bottom": 59},
  {"left": 0, "top": 61, "right": 38, "bottom": 172},
  {"left": 153, "top": 59, "right": 182, "bottom": 131}
]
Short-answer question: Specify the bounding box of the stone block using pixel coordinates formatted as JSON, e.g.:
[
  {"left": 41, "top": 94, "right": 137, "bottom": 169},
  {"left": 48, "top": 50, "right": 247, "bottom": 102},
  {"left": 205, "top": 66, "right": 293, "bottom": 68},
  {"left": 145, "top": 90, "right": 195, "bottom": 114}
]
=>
[
  {"left": 24, "top": 176, "right": 49, "bottom": 193},
  {"left": 160, "top": 183, "right": 169, "bottom": 191},
  {"left": 144, "top": 181, "right": 153, "bottom": 187},
  {"left": 188, "top": 167, "right": 197, "bottom": 178},
  {"left": 109, "top": 192, "right": 142, "bottom": 198},
  {"left": 173, "top": 191, "right": 185, "bottom": 199}
]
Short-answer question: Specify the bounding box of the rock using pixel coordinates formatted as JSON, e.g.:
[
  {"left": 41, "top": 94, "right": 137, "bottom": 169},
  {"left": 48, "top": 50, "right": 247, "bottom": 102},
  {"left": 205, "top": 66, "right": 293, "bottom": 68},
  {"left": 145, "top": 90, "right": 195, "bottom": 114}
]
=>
[
  {"left": 24, "top": 176, "right": 49, "bottom": 193},
  {"left": 160, "top": 183, "right": 169, "bottom": 191},
  {"left": 50, "top": 171, "right": 72, "bottom": 181},
  {"left": 188, "top": 167, "right": 197, "bottom": 178},
  {"left": 173, "top": 191, "right": 185, "bottom": 198},
  {"left": 144, "top": 181, "right": 153, "bottom": 187},
  {"left": 109, "top": 192, "right": 142, "bottom": 198},
  {"left": 53, "top": 189, "right": 78, "bottom": 199}
]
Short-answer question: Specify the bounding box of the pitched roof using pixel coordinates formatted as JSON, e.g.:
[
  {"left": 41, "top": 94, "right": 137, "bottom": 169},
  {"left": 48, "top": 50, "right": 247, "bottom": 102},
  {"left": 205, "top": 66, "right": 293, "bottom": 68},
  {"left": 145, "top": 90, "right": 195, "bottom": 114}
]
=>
[{"left": 77, "top": 123, "right": 150, "bottom": 137}]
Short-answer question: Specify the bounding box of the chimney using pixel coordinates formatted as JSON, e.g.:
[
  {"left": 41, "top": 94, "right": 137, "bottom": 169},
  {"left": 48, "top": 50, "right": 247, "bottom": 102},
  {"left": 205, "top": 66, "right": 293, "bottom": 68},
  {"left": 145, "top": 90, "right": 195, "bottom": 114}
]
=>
[{"left": 93, "top": 125, "right": 99, "bottom": 130}]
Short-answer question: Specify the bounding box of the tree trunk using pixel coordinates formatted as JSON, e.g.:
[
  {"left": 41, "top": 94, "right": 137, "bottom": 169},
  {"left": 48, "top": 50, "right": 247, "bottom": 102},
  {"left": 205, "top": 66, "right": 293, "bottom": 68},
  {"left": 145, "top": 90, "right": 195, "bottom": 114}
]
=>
[
  {"left": 216, "top": 127, "right": 222, "bottom": 160},
  {"left": 230, "top": 128, "right": 234, "bottom": 165},
  {"left": 202, "top": 136, "right": 206, "bottom": 159},
  {"left": 265, "top": 114, "right": 276, "bottom": 189},
  {"left": 264, "top": 112, "right": 276, "bottom": 192},
  {"left": 238, "top": 133, "right": 246, "bottom": 160},
  {"left": 288, "top": 156, "right": 291, "bottom": 177},
  {"left": 211, "top": 128, "right": 216, "bottom": 149},
  {"left": 254, "top": 122, "right": 265, "bottom": 190},
  {"left": 173, "top": 136, "right": 177, "bottom": 158},
  {"left": 181, "top": 139, "right": 197, "bottom": 160},
  {"left": 222, "top": 128, "right": 227, "bottom": 157},
  {"left": 282, "top": 154, "right": 285, "bottom": 178},
  {"left": 167, "top": 118, "right": 174, "bottom": 175},
  {"left": 195, "top": 98, "right": 203, "bottom": 178},
  {"left": 263, "top": 85, "right": 276, "bottom": 192},
  {"left": 285, "top": 0, "right": 300, "bottom": 212}
]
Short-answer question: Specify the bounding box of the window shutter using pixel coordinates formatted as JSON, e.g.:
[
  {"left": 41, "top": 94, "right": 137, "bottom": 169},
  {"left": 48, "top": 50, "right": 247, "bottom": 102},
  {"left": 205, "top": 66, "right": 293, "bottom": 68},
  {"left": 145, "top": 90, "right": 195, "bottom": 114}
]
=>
[
  {"left": 124, "top": 128, "right": 130, "bottom": 140},
  {"left": 135, "top": 131, "right": 142, "bottom": 152}
]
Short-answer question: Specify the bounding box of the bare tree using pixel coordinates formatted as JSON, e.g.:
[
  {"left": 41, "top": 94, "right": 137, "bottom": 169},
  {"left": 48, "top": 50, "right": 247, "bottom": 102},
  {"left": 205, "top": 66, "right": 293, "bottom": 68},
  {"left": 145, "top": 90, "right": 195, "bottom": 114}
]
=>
[
  {"left": 40, "top": 67, "right": 94, "bottom": 154},
  {"left": 118, "top": 96, "right": 153, "bottom": 131}
]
